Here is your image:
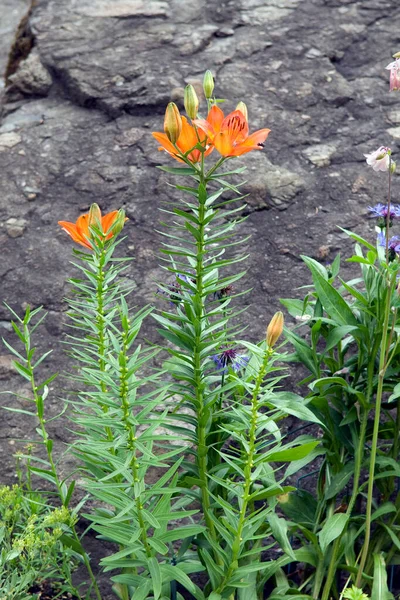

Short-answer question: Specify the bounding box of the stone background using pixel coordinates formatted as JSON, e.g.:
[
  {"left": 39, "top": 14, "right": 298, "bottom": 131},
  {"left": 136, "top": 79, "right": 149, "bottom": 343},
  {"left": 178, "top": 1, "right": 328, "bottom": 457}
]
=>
[{"left": 1, "top": 0, "right": 400, "bottom": 594}]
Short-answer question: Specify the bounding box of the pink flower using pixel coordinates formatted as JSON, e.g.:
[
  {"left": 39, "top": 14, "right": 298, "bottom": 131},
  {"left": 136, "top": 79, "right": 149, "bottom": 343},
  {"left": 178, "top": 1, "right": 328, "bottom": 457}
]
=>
[
  {"left": 364, "top": 146, "right": 391, "bottom": 172},
  {"left": 386, "top": 59, "right": 400, "bottom": 92}
]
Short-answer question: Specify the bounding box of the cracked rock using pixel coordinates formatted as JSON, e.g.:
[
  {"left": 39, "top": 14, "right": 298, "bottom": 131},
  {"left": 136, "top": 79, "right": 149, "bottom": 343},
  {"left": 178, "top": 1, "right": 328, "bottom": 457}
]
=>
[
  {"left": 242, "top": 154, "right": 305, "bottom": 210},
  {"left": 8, "top": 49, "right": 52, "bottom": 96}
]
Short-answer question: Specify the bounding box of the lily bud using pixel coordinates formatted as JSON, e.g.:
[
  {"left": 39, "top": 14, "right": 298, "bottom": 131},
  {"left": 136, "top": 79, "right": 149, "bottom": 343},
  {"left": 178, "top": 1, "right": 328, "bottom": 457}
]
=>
[
  {"left": 164, "top": 102, "right": 182, "bottom": 144},
  {"left": 184, "top": 84, "right": 199, "bottom": 120},
  {"left": 110, "top": 209, "right": 128, "bottom": 236},
  {"left": 393, "top": 51, "right": 400, "bottom": 59},
  {"left": 236, "top": 101, "right": 248, "bottom": 121},
  {"left": 266, "top": 311, "right": 284, "bottom": 348},
  {"left": 203, "top": 70, "right": 214, "bottom": 98},
  {"left": 391, "top": 160, "right": 397, "bottom": 174},
  {"left": 88, "top": 203, "right": 102, "bottom": 228}
]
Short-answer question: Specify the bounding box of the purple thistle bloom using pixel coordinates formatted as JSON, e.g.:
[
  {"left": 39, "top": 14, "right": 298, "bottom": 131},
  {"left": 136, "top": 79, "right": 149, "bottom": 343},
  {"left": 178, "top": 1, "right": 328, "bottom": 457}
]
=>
[
  {"left": 212, "top": 347, "right": 249, "bottom": 373},
  {"left": 378, "top": 232, "right": 400, "bottom": 254},
  {"left": 368, "top": 203, "right": 400, "bottom": 219}
]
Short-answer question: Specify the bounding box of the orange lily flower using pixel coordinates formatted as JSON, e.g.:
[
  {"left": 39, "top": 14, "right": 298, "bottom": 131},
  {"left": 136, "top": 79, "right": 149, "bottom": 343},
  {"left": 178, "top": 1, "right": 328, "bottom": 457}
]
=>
[
  {"left": 58, "top": 204, "right": 127, "bottom": 249},
  {"left": 152, "top": 116, "right": 207, "bottom": 164},
  {"left": 193, "top": 105, "right": 270, "bottom": 157}
]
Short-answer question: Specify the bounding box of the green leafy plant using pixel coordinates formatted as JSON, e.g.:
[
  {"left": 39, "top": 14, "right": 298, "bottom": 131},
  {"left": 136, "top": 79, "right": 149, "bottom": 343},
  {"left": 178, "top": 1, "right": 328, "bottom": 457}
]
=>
[
  {"left": 279, "top": 151, "right": 400, "bottom": 597},
  {"left": 0, "top": 483, "right": 82, "bottom": 599}
]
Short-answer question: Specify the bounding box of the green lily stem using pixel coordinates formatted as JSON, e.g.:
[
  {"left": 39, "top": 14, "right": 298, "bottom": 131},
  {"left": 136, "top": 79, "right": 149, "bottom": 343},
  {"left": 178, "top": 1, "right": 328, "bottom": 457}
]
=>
[
  {"left": 94, "top": 244, "right": 115, "bottom": 448},
  {"left": 26, "top": 340, "right": 102, "bottom": 600},
  {"left": 119, "top": 324, "right": 152, "bottom": 560},
  {"left": 215, "top": 349, "right": 271, "bottom": 595},
  {"left": 194, "top": 161, "right": 222, "bottom": 567},
  {"left": 356, "top": 273, "right": 397, "bottom": 587}
]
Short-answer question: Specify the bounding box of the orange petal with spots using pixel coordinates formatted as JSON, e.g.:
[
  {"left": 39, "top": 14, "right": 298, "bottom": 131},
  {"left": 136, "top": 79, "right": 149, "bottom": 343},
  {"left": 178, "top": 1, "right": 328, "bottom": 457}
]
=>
[
  {"left": 230, "top": 128, "right": 271, "bottom": 156},
  {"left": 213, "top": 131, "right": 235, "bottom": 157}
]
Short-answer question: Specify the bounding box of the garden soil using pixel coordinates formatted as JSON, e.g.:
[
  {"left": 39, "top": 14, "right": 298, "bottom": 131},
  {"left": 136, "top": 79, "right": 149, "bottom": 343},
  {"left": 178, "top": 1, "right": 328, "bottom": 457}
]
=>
[{"left": 1, "top": 0, "right": 400, "bottom": 597}]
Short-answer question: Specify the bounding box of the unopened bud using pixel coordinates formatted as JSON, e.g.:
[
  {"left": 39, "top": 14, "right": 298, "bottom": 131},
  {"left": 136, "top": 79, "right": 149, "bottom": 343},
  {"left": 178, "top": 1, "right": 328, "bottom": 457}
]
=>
[
  {"left": 391, "top": 160, "right": 397, "bottom": 174},
  {"left": 164, "top": 102, "right": 182, "bottom": 144},
  {"left": 203, "top": 70, "right": 214, "bottom": 99},
  {"left": 393, "top": 51, "right": 400, "bottom": 59},
  {"left": 88, "top": 203, "right": 101, "bottom": 228},
  {"left": 236, "top": 101, "right": 248, "bottom": 121},
  {"left": 184, "top": 84, "right": 199, "bottom": 120},
  {"left": 110, "top": 209, "right": 128, "bottom": 236},
  {"left": 266, "top": 311, "right": 284, "bottom": 348}
]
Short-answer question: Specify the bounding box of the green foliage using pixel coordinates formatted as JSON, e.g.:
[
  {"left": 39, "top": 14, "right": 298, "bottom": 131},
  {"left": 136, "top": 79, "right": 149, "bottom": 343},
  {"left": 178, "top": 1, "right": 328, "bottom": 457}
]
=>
[
  {"left": 0, "top": 484, "right": 81, "bottom": 599},
  {"left": 281, "top": 230, "right": 400, "bottom": 597}
]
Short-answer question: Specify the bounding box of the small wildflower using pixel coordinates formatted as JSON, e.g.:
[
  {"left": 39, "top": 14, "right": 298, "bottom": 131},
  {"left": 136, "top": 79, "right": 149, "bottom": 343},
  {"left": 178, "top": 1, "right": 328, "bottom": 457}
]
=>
[
  {"left": 266, "top": 311, "right": 284, "bottom": 348},
  {"left": 212, "top": 347, "right": 249, "bottom": 373},
  {"left": 364, "top": 146, "right": 391, "bottom": 172},
  {"left": 378, "top": 232, "right": 400, "bottom": 260},
  {"left": 386, "top": 58, "right": 400, "bottom": 92},
  {"left": 368, "top": 203, "right": 400, "bottom": 219}
]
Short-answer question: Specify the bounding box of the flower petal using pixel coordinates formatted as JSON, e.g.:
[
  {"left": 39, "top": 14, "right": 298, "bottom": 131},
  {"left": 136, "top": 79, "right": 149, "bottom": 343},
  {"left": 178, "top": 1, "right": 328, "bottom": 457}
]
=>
[
  {"left": 221, "top": 109, "right": 249, "bottom": 144},
  {"left": 230, "top": 128, "right": 271, "bottom": 156},
  {"left": 101, "top": 210, "right": 119, "bottom": 235},
  {"left": 213, "top": 131, "right": 235, "bottom": 156},
  {"left": 58, "top": 220, "right": 92, "bottom": 248}
]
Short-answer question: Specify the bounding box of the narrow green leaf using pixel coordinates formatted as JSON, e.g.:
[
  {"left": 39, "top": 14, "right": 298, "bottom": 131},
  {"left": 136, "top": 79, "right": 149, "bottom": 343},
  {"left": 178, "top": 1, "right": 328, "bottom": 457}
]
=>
[
  {"left": 148, "top": 557, "right": 162, "bottom": 600},
  {"left": 266, "top": 441, "right": 320, "bottom": 462},
  {"left": 371, "top": 553, "right": 394, "bottom": 600}
]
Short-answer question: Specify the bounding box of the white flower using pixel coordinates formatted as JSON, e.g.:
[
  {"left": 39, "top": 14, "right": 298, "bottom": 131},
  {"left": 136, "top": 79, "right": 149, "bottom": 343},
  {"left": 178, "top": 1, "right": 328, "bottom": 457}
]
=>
[
  {"left": 386, "top": 58, "right": 400, "bottom": 91},
  {"left": 364, "top": 146, "right": 391, "bottom": 172}
]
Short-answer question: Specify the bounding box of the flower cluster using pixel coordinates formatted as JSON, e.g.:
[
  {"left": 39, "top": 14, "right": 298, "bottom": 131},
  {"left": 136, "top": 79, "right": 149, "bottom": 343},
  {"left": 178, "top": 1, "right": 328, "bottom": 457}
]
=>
[{"left": 152, "top": 71, "right": 270, "bottom": 163}]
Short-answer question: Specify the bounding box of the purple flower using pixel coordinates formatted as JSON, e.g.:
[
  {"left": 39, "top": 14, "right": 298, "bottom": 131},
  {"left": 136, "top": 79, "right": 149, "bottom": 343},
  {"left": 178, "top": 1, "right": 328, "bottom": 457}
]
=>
[
  {"left": 377, "top": 230, "right": 386, "bottom": 247},
  {"left": 368, "top": 203, "right": 400, "bottom": 219},
  {"left": 212, "top": 347, "right": 249, "bottom": 373},
  {"left": 378, "top": 232, "right": 400, "bottom": 254}
]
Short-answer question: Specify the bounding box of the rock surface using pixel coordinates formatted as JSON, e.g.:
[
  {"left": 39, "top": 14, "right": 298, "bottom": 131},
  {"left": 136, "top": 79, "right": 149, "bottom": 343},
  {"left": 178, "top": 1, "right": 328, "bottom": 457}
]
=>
[{"left": 1, "top": 0, "right": 400, "bottom": 594}]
